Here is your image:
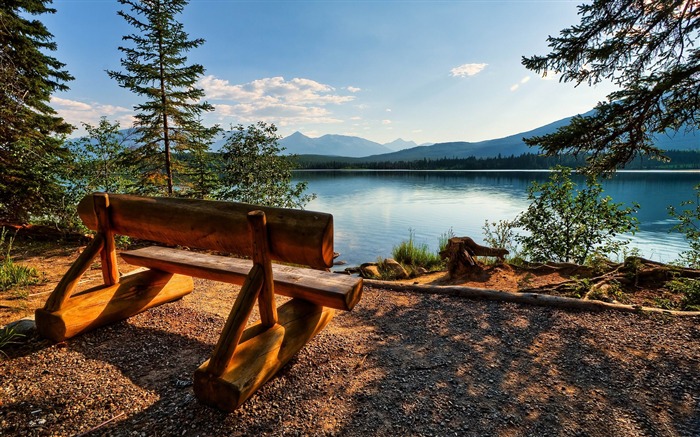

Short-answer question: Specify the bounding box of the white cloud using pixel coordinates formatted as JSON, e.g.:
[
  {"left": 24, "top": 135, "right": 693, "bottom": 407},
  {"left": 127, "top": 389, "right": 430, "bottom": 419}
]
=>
[
  {"left": 510, "top": 76, "right": 532, "bottom": 92},
  {"left": 382, "top": 119, "right": 392, "bottom": 125},
  {"left": 347, "top": 86, "right": 361, "bottom": 93},
  {"left": 50, "top": 96, "right": 134, "bottom": 132},
  {"left": 450, "top": 63, "right": 487, "bottom": 78},
  {"left": 200, "top": 75, "right": 355, "bottom": 126}
]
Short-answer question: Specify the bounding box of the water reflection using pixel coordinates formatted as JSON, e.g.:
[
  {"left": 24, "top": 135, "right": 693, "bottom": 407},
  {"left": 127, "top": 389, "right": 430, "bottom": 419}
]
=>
[{"left": 294, "top": 170, "right": 700, "bottom": 267}]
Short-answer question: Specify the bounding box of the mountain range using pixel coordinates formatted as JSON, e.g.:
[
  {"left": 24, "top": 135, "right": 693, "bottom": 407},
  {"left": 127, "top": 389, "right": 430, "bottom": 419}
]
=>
[
  {"left": 279, "top": 111, "right": 699, "bottom": 161},
  {"left": 113, "top": 110, "right": 698, "bottom": 160},
  {"left": 277, "top": 132, "right": 430, "bottom": 157}
]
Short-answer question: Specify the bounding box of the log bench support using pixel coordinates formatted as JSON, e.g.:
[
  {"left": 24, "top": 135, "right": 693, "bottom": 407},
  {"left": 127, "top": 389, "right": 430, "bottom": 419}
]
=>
[
  {"left": 36, "top": 193, "right": 362, "bottom": 412},
  {"left": 35, "top": 193, "right": 193, "bottom": 341}
]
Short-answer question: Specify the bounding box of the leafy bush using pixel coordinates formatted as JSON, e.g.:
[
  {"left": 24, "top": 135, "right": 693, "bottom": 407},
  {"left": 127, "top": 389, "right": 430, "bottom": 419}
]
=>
[
  {"left": 0, "top": 228, "right": 40, "bottom": 293},
  {"left": 665, "top": 277, "right": 700, "bottom": 311},
  {"left": 392, "top": 229, "right": 443, "bottom": 270},
  {"left": 482, "top": 219, "right": 518, "bottom": 257},
  {"left": 668, "top": 184, "right": 700, "bottom": 268},
  {"left": 515, "top": 166, "right": 638, "bottom": 264}
]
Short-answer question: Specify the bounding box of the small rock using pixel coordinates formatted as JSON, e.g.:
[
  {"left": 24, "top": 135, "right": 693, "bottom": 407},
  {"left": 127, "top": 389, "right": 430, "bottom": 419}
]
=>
[{"left": 382, "top": 258, "right": 409, "bottom": 279}]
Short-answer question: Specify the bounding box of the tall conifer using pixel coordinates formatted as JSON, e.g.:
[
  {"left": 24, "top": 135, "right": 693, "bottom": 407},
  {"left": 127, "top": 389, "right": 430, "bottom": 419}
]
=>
[
  {"left": 522, "top": 0, "right": 700, "bottom": 174},
  {"left": 108, "top": 0, "right": 213, "bottom": 195},
  {"left": 0, "top": 0, "right": 73, "bottom": 223}
]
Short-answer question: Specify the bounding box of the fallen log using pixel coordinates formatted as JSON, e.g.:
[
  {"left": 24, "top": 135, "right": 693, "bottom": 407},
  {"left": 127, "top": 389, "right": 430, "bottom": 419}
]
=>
[{"left": 362, "top": 279, "right": 700, "bottom": 317}]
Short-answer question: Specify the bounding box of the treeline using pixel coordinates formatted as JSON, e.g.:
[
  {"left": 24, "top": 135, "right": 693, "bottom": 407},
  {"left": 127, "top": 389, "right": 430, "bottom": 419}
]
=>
[{"left": 296, "top": 150, "right": 700, "bottom": 170}]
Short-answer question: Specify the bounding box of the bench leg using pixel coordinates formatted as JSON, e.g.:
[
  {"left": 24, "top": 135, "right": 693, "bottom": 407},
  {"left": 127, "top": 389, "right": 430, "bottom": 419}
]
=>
[
  {"left": 35, "top": 269, "right": 193, "bottom": 342},
  {"left": 193, "top": 298, "right": 335, "bottom": 412}
]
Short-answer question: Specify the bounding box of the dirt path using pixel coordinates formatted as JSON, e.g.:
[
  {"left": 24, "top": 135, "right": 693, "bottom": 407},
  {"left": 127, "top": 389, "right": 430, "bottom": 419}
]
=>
[{"left": 2, "top": 281, "right": 699, "bottom": 436}]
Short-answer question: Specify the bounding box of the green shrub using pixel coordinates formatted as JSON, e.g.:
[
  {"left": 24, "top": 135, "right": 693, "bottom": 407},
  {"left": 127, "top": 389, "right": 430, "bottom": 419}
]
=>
[
  {"left": 0, "top": 228, "right": 40, "bottom": 293},
  {"left": 668, "top": 184, "right": 700, "bottom": 268},
  {"left": 516, "top": 166, "right": 638, "bottom": 264},
  {"left": 565, "top": 277, "right": 593, "bottom": 298},
  {"left": 665, "top": 277, "right": 700, "bottom": 311},
  {"left": 482, "top": 219, "right": 518, "bottom": 257},
  {"left": 392, "top": 228, "right": 443, "bottom": 270}
]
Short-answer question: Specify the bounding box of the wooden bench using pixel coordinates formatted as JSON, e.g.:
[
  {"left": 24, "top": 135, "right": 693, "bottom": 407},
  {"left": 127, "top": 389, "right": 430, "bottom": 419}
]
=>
[{"left": 36, "top": 193, "right": 363, "bottom": 412}]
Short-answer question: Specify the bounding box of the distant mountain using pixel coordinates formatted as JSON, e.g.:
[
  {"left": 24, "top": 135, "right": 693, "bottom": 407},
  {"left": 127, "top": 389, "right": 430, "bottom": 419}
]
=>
[
  {"left": 279, "top": 132, "right": 392, "bottom": 157},
  {"left": 343, "top": 112, "right": 699, "bottom": 162},
  {"left": 354, "top": 115, "right": 579, "bottom": 162},
  {"left": 383, "top": 138, "right": 424, "bottom": 151}
]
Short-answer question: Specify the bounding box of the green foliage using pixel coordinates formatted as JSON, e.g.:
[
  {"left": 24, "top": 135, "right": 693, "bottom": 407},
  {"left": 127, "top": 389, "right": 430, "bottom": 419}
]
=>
[
  {"left": 391, "top": 229, "right": 443, "bottom": 271},
  {"left": 482, "top": 219, "right": 518, "bottom": 258},
  {"left": 565, "top": 277, "right": 593, "bottom": 299},
  {"left": 108, "top": 0, "right": 214, "bottom": 195},
  {"left": 177, "top": 121, "right": 222, "bottom": 199},
  {"left": 0, "top": 326, "right": 23, "bottom": 357},
  {"left": 665, "top": 277, "right": 700, "bottom": 311},
  {"left": 585, "top": 252, "right": 611, "bottom": 276},
  {"left": 0, "top": 0, "right": 74, "bottom": 223},
  {"left": 67, "top": 117, "right": 135, "bottom": 195},
  {"left": 522, "top": 0, "right": 700, "bottom": 175},
  {"left": 298, "top": 150, "right": 700, "bottom": 171},
  {"left": 515, "top": 167, "right": 638, "bottom": 264},
  {"left": 216, "top": 122, "right": 315, "bottom": 208},
  {"left": 437, "top": 227, "right": 455, "bottom": 253},
  {"left": 0, "top": 229, "right": 39, "bottom": 293},
  {"left": 61, "top": 117, "right": 136, "bottom": 229},
  {"left": 668, "top": 184, "right": 700, "bottom": 268}
]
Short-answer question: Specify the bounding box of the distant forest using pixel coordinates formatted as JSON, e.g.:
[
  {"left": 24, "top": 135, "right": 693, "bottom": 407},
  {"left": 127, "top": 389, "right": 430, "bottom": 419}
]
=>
[{"left": 296, "top": 150, "right": 700, "bottom": 171}]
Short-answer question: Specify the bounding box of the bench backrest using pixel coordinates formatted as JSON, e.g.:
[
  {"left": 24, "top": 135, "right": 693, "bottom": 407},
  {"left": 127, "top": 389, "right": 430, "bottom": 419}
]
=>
[{"left": 77, "top": 194, "right": 335, "bottom": 270}]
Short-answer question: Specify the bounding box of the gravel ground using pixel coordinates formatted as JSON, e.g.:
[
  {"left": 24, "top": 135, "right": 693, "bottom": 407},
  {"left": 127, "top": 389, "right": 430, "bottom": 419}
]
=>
[{"left": 2, "top": 283, "right": 700, "bottom": 436}]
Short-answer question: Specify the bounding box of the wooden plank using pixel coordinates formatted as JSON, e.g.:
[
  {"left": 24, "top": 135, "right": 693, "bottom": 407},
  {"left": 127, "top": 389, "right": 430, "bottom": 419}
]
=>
[
  {"left": 121, "top": 246, "right": 363, "bottom": 311},
  {"left": 35, "top": 269, "right": 193, "bottom": 342},
  {"left": 207, "top": 264, "right": 265, "bottom": 377},
  {"left": 77, "top": 194, "right": 334, "bottom": 269},
  {"left": 247, "top": 211, "right": 277, "bottom": 327},
  {"left": 194, "top": 298, "right": 335, "bottom": 412}
]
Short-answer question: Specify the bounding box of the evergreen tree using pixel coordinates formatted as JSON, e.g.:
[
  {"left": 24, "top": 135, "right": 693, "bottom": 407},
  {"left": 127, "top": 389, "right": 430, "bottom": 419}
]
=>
[
  {"left": 216, "top": 122, "right": 316, "bottom": 209},
  {"left": 522, "top": 0, "right": 700, "bottom": 174},
  {"left": 178, "top": 119, "right": 221, "bottom": 199},
  {"left": 107, "top": 0, "right": 213, "bottom": 195},
  {"left": 0, "top": 0, "right": 73, "bottom": 223}
]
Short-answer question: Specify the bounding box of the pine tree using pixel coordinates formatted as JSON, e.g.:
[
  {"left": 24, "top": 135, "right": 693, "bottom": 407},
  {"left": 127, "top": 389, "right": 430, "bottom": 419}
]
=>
[
  {"left": 522, "top": 0, "right": 700, "bottom": 174},
  {"left": 178, "top": 120, "right": 221, "bottom": 199},
  {"left": 0, "top": 0, "right": 73, "bottom": 223},
  {"left": 107, "top": 0, "right": 213, "bottom": 195}
]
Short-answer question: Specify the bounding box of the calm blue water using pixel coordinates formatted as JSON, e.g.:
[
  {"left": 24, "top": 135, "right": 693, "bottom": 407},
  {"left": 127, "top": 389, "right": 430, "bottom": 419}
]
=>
[{"left": 292, "top": 170, "right": 700, "bottom": 268}]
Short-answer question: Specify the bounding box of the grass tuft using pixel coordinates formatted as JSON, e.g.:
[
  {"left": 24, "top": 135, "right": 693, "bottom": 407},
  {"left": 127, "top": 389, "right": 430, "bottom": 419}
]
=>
[
  {"left": 0, "top": 228, "right": 40, "bottom": 294},
  {"left": 392, "top": 228, "right": 443, "bottom": 271}
]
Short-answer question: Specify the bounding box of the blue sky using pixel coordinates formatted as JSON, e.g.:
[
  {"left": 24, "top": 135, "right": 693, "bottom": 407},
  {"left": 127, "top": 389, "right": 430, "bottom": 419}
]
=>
[{"left": 44, "top": 0, "right": 616, "bottom": 144}]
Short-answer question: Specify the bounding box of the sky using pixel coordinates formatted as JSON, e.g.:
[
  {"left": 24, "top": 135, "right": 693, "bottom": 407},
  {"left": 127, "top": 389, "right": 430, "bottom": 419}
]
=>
[{"left": 43, "top": 0, "right": 618, "bottom": 145}]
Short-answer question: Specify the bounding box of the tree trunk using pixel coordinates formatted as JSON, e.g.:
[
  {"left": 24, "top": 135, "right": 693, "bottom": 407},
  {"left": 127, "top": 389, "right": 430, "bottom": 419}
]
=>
[{"left": 439, "top": 237, "right": 508, "bottom": 278}]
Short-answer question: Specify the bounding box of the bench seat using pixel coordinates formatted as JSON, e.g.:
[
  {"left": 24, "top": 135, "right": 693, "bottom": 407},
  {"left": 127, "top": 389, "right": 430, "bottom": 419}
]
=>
[{"left": 121, "top": 246, "right": 362, "bottom": 311}]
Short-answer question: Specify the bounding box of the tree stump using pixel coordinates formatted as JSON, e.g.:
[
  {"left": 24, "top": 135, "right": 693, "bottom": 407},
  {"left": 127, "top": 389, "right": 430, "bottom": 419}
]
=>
[{"left": 439, "top": 237, "right": 508, "bottom": 278}]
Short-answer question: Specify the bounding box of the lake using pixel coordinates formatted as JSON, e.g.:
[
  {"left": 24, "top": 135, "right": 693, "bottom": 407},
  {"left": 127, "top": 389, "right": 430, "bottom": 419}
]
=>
[{"left": 292, "top": 170, "right": 700, "bottom": 268}]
